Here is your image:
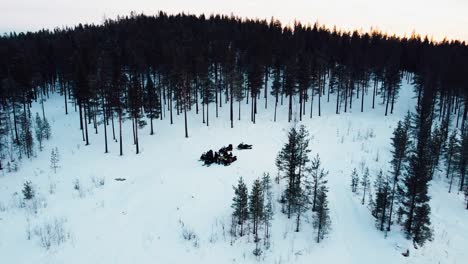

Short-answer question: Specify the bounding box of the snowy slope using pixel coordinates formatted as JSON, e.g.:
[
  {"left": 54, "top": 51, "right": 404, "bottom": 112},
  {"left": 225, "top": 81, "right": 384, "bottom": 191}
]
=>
[{"left": 0, "top": 80, "right": 466, "bottom": 264}]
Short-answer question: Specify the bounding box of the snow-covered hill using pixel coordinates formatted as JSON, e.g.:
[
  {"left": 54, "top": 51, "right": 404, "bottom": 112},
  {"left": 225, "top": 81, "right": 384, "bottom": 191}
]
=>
[{"left": 0, "top": 81, "right": 466, "bottom": 264}]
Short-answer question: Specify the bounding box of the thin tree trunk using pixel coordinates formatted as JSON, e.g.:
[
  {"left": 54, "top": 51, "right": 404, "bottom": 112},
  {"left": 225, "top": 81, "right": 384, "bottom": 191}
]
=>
[
  {"left": 84, "top": 103, "right": 89, "bottom": 146},
  {"left": 119, "top": 110, "right": 123, "bottom": 156},
  {"left": 102, "top": 98, "right": 108, "bottom": 153},
  {"left": 135, "top": 116, "right": 139, "bottom": 154}
]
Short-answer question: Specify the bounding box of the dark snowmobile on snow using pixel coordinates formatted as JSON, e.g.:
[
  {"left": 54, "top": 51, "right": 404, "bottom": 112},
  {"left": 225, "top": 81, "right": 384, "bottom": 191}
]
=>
[
  {"left": 200, "top": 145, "right": 237, "bottom": 166},
  {"left": 237, "top": 143, "right": 252, "bottom": 150}
]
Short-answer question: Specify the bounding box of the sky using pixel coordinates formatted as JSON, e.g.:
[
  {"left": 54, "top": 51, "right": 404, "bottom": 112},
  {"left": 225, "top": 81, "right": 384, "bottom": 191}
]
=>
[{"left": 1, "top": 0, "right": 467, "bottom": 41}]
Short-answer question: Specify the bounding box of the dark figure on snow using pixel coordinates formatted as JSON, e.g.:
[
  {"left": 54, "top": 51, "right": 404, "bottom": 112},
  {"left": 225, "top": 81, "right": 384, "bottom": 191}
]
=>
[
  {"left": 237, "top": 143, "right": 252, "bottom": 150},
  {"left": 201, "top": 150, "right": 214, "bottom": 165}
]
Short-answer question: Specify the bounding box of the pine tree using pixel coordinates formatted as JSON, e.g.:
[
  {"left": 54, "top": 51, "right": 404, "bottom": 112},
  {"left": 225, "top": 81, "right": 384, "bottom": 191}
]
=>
[
  {"left": 457, "top": 127, "right": 468, "bottom": 192},
  {"left": 276, "top": 125, "right": 300, "bottom": 219},
  {"left": 50, "top": 147, "right": 60, "bottom": 173},
  {"left": 21, "top": 114, "right": 34, "bottom": 159},
  {"left": 387, "top": 113, "right": 411, "bottom": 231},
  {"left": 309, "top": 154, "right": 328, "bottom": 211},
  {"left": 232, "top": 177, "right": 249, "bottom": 237},
  {"left": 22, "top": 181, "right": 34, "bottom": 200},
  {"left": 35, "top": 113, "right": 44, "bottom": 151},
  {"left": 42, "top": 117, "right": 51, "bottom": 140},
  {"left": 373, "top": 170, "right": 391, "bottom": 231},
  {"left": 313, "top": 185, "right": 331, "bottom": 243},
  {"left": 429, "top": 125, "right": 444, "bottom": 179},
  {"left": 400, "top": 82, "right": 433, "bottom": 246},
  {"left": 361, "top": 167, "right": 370, "bottom": 205},
  {"left": 446, "top": 130, "right": 459, "bottom": 193},
  {"left": 144, "top": 73, "right": 160, "bottom": 135},
  {"left": 351, "top": 168, "right": 359, "bottom": 193},
  {"left": 271, "top": 67, "right": 281, "bottom": 122},
  {"left": 249, "top": 178, "right": 264, "bottom": 240},
  {"left": 262, "top": 173, "right": 274, "bottom": 242},
  {"left": 464, "top": 185, "right": 468, "bottom": 210}
]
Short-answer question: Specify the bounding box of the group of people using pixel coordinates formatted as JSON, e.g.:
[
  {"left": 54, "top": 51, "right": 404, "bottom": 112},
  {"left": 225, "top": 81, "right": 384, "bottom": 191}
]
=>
[{"left": 200, "top": 144, "right": 237, "bottom": 166}]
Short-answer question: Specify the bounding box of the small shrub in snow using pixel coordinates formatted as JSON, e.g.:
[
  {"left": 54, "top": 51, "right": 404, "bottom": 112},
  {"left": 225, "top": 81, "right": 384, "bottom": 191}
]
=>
[
  {"left": 34, "top": 217, "right": 70, "bottom": 250},
  {"left": 179, "top": 219, "right": 199, "bottom": 248},
  {"left": 73, "top": 178, "right": 86, "bottom": 198},
  {"left": 253, "top": 246, "right": 263, "bottom": 257},
  {"left": 91, "top": 176, "right": 105, "bottom": 188},
  {"left": 49, "top": 182, "right": 56, "bottom": 195}
]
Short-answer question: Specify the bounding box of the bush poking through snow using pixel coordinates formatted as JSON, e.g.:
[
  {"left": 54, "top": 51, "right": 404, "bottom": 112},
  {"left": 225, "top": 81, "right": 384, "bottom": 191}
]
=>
[
  {"left": 179, "top": 219, "right": 199, "bottom": 248},
  {"left": 33, "top": 217, "right": 70, "bottom": 250},
  {"left": 91, "top": 176, "right": 105, "bottom": 188}
]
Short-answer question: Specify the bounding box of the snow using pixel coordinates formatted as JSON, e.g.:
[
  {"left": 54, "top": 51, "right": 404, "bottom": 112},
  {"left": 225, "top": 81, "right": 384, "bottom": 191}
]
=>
[{"left": 0, "top": 80, "right": 466, "bottom": 264}]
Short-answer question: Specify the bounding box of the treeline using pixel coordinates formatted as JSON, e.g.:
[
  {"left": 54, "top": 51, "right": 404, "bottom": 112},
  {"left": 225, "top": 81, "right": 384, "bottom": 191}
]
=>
[{"left": 1, "top": 11, "right": 467, "bottom": 168}]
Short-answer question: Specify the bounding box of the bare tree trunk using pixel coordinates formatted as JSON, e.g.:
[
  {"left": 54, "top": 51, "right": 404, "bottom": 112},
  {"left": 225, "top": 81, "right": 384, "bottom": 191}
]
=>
[
  {"left": 135, "top": 116, "right": 139, "bottom": 154},
  {"left": 119, "top": 110, "right": 123, "bottom": 156},
  {"left": 84, "top": 103, "right": 89, "bottom": 146}
]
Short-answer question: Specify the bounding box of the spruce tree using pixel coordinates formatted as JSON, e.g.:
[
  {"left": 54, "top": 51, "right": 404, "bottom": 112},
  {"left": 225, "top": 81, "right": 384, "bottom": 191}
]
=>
[
  {"left": 373, "top": 170, "right": 391, "bottom": 231},
  {"left": 361, "top": 167, "right": 370, "bottom": 205},
  {"left": 35, "top": 113, "right": 44, "bottom": 151},
  {"left": 429, "top": 125, "right": 444, "bottom": 179},
  {"left": 276, "top": 125, "right": 300, "bottom": 219},
  {"left": 387, "top": 113, "right": 411, "bottom": 231},
  {"left": 232, "top": 177, "right": 249, "bottom": 237},
  {"left": 464, "top": 185, "right": 468, "bottom": 210},
  {"left": 457, "top": 127, "right": 468, "bottom": 192},
  {"left": 21, "top": 114, "right": 34, "bottom": 159},
  {"left": 313, "top": 185, "right": 331, "bottom": 243},
  {"left": 400, "top": 82, "right": 433, "bottom": 246},
  {"left": 22, "top": 181, "right": 34, "bottom": 200},
  {"left": 42, "top": 117, "right": 51, "bottom": 140},
  {"left": 351, "top": 168, "right": 359, "bottom": 193},
  {"left": 50, "top": 147, "right": 60, "bottom": 173},
  {"left": 262, "top": 173, "right": 274, "bottom": 242},
  {"left": 446, "top": 130, "right": 459, "bottom": 193},
  {"left": 309, "top": 154, "right": 328, "bottom": 211},
  {"left": 249, "top": 178, "right": 264, "bottom": 240}
]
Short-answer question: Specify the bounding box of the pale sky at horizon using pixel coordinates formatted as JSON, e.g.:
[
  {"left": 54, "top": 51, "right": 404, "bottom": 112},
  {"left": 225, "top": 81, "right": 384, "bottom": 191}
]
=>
[{"left": 1, "top": 0, "right": 467, "bottom": 41}]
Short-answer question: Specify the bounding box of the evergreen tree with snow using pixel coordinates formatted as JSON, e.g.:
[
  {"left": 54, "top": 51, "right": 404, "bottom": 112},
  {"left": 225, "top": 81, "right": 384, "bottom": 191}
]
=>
[
  {"left": 22, "top": 181, "right": 34, "bottom": 200},
  {"left": 249, "top": 178, "right": 264, "bottom": 240},
  {"left": 400, "top": 82, "right": 433, "bottom": 246},
  {"left": 387, "top": 113, "right": 411, "bottom": 231},
  {"left": 313, "top": 185, "right": 331, "bottom": 243},
  {"left": 20, "top": 114, "right": 34, "bottom": 159},
  {"left": 35, "top": 113, "right": 44, "bottom": 151},
  {"left": 373, "top": 170, "right": 391, "bottom": 231},
  {"left": 351, "top": 168, "right": 359, "bottom": 193},
  {"left": 144, "top": 72, "right": 160, "bottom": 135},
  {"left": 276, "top": 125, "right": 301, "bottom": 218},
  {"left": 50, "top": 147, "right": 60, "bottom": 173},
  {"left": 445, "top": 130, "right": 459, "bottom": 193},
  {"left": 309, "top": 154, "right": 328, "bottom": 211},
  {"left": 42, "top": 117, "right": 51, "bottom": 140},
  {"left": 361, "top": 167, "right": 370, "bottom": 205},
  {"left": 464, "top": 185, "right": 468, "bottom": 210},
  {"left": 262, "top": 173, "right": 274, "bottom": 242},
  {"left": 428, "top": 125, "right": 444, "bottom": 179},
  {"left": 232, "top": 177, "right": 249, "bottom": 237},
  {"left": 456, "top": 127, "right": 468, "bottom": 192}
]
